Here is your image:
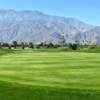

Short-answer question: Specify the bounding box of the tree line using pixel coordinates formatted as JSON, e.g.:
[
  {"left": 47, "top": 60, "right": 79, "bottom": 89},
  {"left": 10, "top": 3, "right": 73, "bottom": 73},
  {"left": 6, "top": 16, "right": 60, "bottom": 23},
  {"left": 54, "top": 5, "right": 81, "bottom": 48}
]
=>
[{"left": 0, "top": 41, "right": 78, "bottom": 50}]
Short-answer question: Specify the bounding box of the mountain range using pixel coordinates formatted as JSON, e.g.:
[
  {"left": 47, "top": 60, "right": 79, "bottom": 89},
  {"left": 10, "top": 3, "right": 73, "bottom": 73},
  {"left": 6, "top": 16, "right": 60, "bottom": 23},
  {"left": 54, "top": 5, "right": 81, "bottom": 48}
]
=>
[{"left": 0, "top": 10, "right": 99, "bottom": 44}]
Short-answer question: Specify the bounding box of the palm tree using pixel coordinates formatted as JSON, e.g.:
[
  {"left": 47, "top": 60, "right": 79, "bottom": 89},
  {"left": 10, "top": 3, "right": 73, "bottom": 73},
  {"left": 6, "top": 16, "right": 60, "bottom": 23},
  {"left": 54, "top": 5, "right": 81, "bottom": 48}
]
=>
[
  {"left": 29, "top": 42, "right": 34, "bottom": 49},
  {"left": 13, "top": 41, "right": 17, "bottom": 49},
  {"left": 8, "top": 44, "right": 12, "bottom": 49},
  {"left": 61, "top": 32, "right": 65, "bottom": 47},
  {"left": 21, "top": 42, "right": 25, "bottom": 49},
  {"left": 0, "top": 42, "right": 2, "bottom": 48}
]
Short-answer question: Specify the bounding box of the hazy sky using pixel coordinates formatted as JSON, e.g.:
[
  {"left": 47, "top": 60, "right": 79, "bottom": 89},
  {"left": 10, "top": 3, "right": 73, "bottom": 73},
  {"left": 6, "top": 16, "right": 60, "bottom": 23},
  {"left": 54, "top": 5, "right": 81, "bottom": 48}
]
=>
[{"left": 0, "top": 0, "right": 99, "bottom": 26}]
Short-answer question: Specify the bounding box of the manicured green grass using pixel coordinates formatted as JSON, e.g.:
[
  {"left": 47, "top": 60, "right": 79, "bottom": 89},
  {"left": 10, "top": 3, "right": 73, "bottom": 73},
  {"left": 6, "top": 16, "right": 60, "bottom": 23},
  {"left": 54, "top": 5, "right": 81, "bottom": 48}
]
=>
[{"left": 0, "top": 48, "right": 100, "bottom": 100}]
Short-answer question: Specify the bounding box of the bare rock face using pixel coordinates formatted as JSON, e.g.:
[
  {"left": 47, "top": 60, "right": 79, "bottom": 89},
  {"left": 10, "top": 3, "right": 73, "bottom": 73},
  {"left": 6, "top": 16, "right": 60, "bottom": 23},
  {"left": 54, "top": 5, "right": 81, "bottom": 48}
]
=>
[{"left": 0, "top": 10, "right": 99, "bottom": 44}]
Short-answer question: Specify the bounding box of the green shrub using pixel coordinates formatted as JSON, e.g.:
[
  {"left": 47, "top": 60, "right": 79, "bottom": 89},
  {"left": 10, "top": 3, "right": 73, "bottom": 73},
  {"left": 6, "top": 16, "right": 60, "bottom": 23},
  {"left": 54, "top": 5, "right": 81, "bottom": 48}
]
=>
[{"left": 69, "top": 43, "right": 78, "bottom": 50}]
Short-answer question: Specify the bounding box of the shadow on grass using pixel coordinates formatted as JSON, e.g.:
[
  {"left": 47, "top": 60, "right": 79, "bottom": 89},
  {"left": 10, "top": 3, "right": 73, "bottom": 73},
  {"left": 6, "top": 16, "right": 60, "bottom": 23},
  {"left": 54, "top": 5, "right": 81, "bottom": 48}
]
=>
[
  {"left": 0, "top": 81, "right": 100, "bottom": 100},
  {"left": 0, "top": 48, "right": 15, "bottom": 56}
]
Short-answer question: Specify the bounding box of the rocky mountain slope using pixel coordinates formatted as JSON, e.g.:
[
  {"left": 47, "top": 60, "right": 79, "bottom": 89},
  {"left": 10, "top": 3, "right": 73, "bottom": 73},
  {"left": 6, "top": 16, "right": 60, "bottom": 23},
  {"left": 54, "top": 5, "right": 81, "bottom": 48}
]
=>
[{"left": 0, "top": 10, "right": 99, "bottom": 44}]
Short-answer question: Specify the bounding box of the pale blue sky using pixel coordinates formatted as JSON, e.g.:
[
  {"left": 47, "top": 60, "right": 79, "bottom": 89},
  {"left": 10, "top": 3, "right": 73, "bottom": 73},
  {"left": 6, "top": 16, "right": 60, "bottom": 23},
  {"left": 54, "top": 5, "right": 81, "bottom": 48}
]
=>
[{"left": 0, "top": 0, "right": 99, "bottom": 26}]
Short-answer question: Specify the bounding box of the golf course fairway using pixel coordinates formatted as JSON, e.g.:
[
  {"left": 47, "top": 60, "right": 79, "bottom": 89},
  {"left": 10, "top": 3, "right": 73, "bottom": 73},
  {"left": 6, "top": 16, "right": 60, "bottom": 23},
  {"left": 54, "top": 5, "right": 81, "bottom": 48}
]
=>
[{"left": 0, "top": 49, "right": 100, "bottom": 100}]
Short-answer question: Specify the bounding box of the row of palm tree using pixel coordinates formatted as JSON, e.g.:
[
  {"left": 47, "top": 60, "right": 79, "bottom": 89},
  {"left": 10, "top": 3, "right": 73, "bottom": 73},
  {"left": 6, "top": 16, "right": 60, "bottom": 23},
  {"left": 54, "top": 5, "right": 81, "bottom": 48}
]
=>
[
  {"left": 0, "top": 40, "right": 79, "bottom": 50},
  {"left": 0, "top": 41, "right": 55, "bottom": 49}
]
